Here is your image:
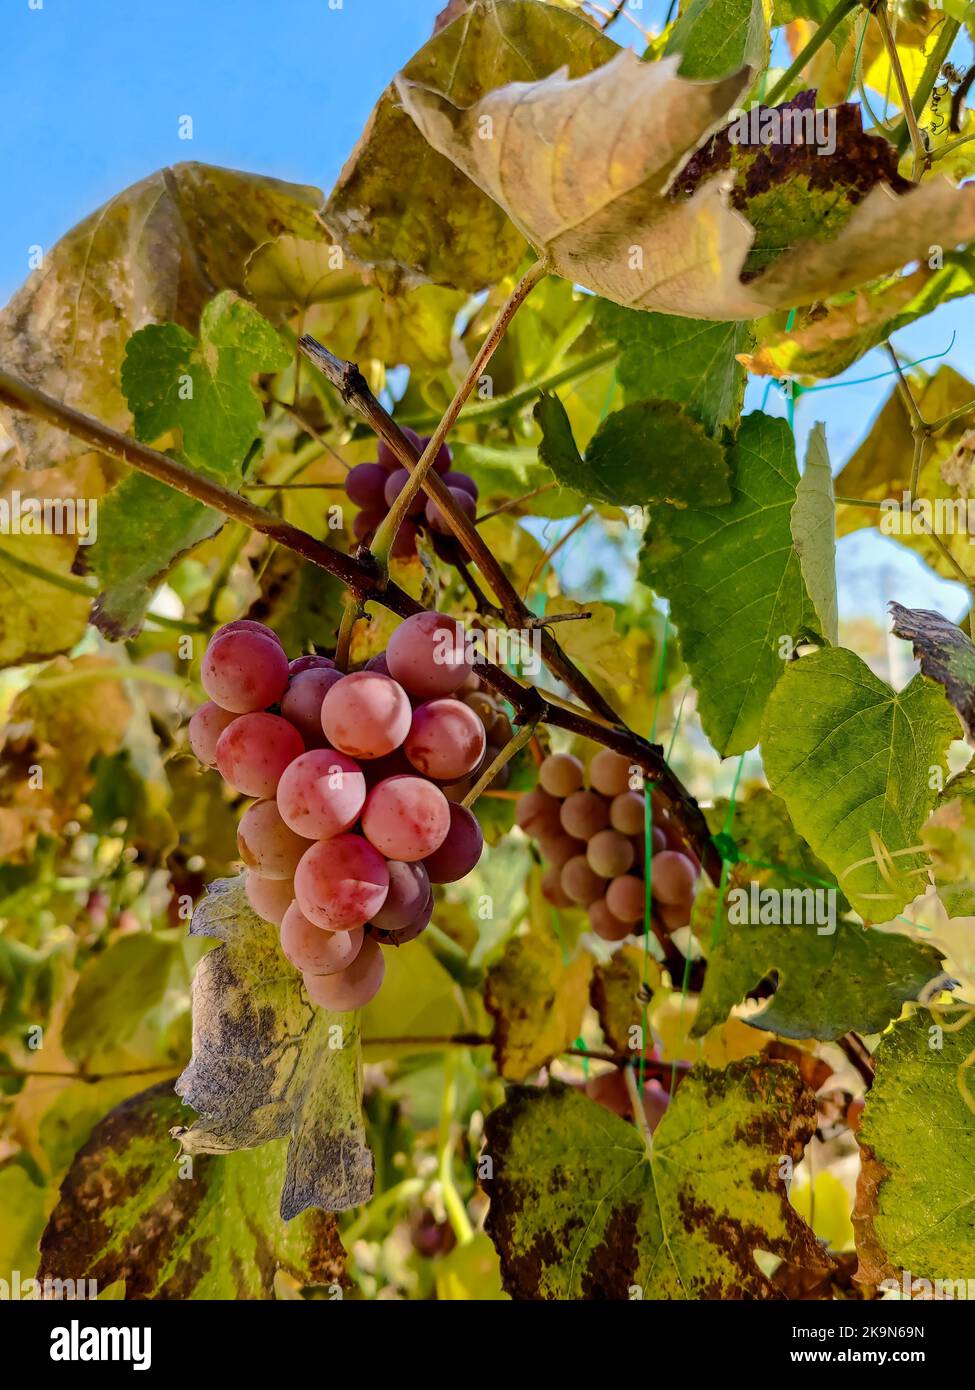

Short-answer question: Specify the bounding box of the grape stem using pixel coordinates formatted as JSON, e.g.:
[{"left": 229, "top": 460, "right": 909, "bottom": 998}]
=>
[
  {"left": 0, "top": 365, "right": 720, "bottom": 884},
  {"left": 461, "top": 716, "right": 541, "bottom": 809},
  {"left": 334, "top": 594, "right": 362, "bottom": 672}
]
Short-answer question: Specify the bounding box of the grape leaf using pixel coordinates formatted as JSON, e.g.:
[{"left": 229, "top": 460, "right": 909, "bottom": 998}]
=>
[
  {"left": 38, "top": 1082, "right": 345, "bottom": 1298},
  {"left": 761, "top": 647, "right": 959, "bottom": 921},
  {"left": 0, "top": 1165, "right": 48, "bottom": 1282},
  {"left": 693, "top": 792, "right": 944, "bottom": 1040},
  {"left": 535, "top": 393, "right": 729, "bottom": 508},
  {"left": 0, "top": 163, "right": 320, "bottom": 469},
  {"left": 62, "top": 933, "right": 181, "bottom": 1064},
  {"left": 853, "top": 1011, "right": 975, "bottom": 1288},
  {"left": 593, "top": 300, "right": 748, "bottom": 437},
  {"left": 889, "top": 602, "right": 974, "bottom": 744},
  {"left": 173, "top": 876, "right": 373, "bottom": 1218},
  {"left": 590, "top": 945, "right": 657, "bottom": 1055},
  {"left": 640, "top": 411, "right": 819, "bottom": 756},
  {"left": 665, "top": 0, "right": 770, "bottom": 79},
  {"left": 483, "top": 1063, "right": 833, "bottom": 1299},
  {"left": 324, "top": 0, "right": 617, "bottom": 291},
  {"left": 398, "top": 53, "right": 975, "bottom": 320},
  {"left": 483, "top": 926, "right": 593, "bottom": 1081},
  {"left": 791, "top": 421, "right": 838, "bottom": 646},
  {"left": 924, "top": 770, "right": 975, "bottom": 919}
]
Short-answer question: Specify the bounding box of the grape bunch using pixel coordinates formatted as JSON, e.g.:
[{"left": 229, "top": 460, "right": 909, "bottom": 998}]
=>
[
  {"left": 187, "top": 612, "right": 486, "bottom": 1010},
  {"left": 442, "top": 673, "right": 514, "bottom": 801},
  {"left": 515, "top": 749, "right": 700, "bottom": 943},
  {"left": 343, "top": 429, "right": 479, "bottom": 560}
]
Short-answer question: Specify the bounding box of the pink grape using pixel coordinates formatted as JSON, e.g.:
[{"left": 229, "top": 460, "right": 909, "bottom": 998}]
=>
[
  {"left": 422, "top": 803, "right": 484, "bottom": 883},
  {"left": 651, "top": 825, "right": 668, "bottom": 855},
  {"left": 371, "top": 860, "right": 430, "bottom": 931},
  {"left": 217, "top": 620, "right": 283, "bottom": 645},
  {"left": 515, "top": 787, "right": 564, "bottom": 839},
  {"left": 589, "top": 748, "right": 632, "bottom": 798},
  {"left": 361, "top": 775, "right": 450, "bottom": 861},
  {"left": 303, "top": 935, "right": 385, "bottom": 1008},
  {"left": 202, "top": 629, "right": 289, "bottom": 713},
  {"left": 321, "top": 671, "right": 412, "bottom": 759},
  {"left": 587, "top": 828, "right": 635, "bottom": 879},
  {"left": 276, "top": 749, "right": 366, "bottom": 839},
  {"left": 364, "top": 652, "right": 391, "bottom": 675},
  {"left": 215, "top": 713, "right": 304, "bottom": 798},
  {"left": 425, "top": 487, "right": 476, "bottom": 535},
  {"left": 378, "top": 426, "right": 422, "bottom": 473},
  {"left": 588, "top": 896, "right": 632, "bottom": 942},
  {"left": 345, "top": 462, "right": 388, "bottom": 509},
  {"left": 383, "top": 468, "right": 427, "bottom": 516},
  {"left": 369, "top": 889, "right": 433, "bottom": 946},
  {"left": 362, "top": 746, "right": 414, "bottom": 787},
  {"left": 442, "top": 471, "right": 478, "bottom": 500},
  {"left": 353, "top": 507, "right": 385, "bottom": 544},
  {"left": 245, "top": 871, "right": 294, "bottom": 926},
  {"left": 560, "top": 790, "right": 610, "bottom": 841},
  {"left": 280, "top": 667, "right": 342, "bottom": 744},
  {"left": 280, "top": 901, "right": 363, "bottom": 975},
  {"left": 237, "top": 799, "right": 309, "bottom": 879},
  {"left": 539, "top": 753, "right": 584, "bottom": 799},
  {"left": 538, "top": 834, "right": 585, "bottom": 870},
  {"left": 419, "top": 435, "right": 452, "bottom": 475},
  {"left": 560, "top": 855, "right": 604, "bottom": 906},
  {"left": 404, "top": 699, "right": 486, "bottom": 781},
  {"left": 542, "top": 865, "right": 574, "bottom": 909},
  {"left": 386, "top": 611, "right": 471, "bottom": 698},
  {"left": 610, "top": 791, "right": 646, "bottom": 836},
  {"left": 295, "top": 834, "right": 389, "bottom": 931},
  {"left": 651, "top": 850, "right": 698, "bottom": 905},
  {"left": 289, "top": 655, "right": 336, "bottom": 674},
  {"left": 188, "top": 701, "right": 237, "bottom": 765},
  {"left": 606, "top": 874, "right": 645, "bottom": 923}
]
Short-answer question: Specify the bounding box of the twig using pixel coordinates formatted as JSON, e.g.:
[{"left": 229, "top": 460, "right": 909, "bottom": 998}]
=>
[
  {"left": 523, "top": 510, "right": 594, "bottom": 598},
  {"left": 529, "top": 611, "right": 592, "bottom": 627},
  {"left": 475, "top": 481, "right": 559, "bottom": 524},
  {"left": 764, "top": 0, "right": 862, "bottom": 107},
  {"left": 461, "top": 716, "right": 540, "bottom": 808},
  {"left": 874, "top": 1, "right": 926, "bottom": 179}
]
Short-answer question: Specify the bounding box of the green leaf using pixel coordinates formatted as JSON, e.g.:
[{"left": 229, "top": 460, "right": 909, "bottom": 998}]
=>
[
  {"left": 38, "top": 1082, "right": 345, "bottom": 1298},
  {"left": 594, "top": 300, "right": 749, "bottom": 437},
  {"left": 665, "top": 0, "right": 770, "bottom": 79},
  {"left": 924, "top": 770, "right": 975, "bottom": 919},
  {"left": 484, "top": 926, "right": 594, "bottom": 1081},
  {"left": 451, "top": 441, "right": 587, "bottom": 519},
  {"left": 84, "top": 475, "right": 222, "bottom": 640},
  {"left": 889, "top": 603, "right": 974, "bottom": 743},
  {"left": 853, "top": 1012, "right": 975, "bottom": 1287},
  {"left": 694, "top": 792, "right": 943, "bottom": 1040},
  {"left": 0, "top": 163, "right": 321, "bottom": 469},
  {"left": 484, "top": 1063, "right": 832, "bottom": 1299},
  {"left": 173, "top": 876, "right": 373, "bottom": 1218},
  {"left": 535, "top": 393, "right": 729, "bottom": 509},
  {"left": 62, "top": 933, "right": 181, "bottom": 1063},
  {"left": 640, "top": 411, "right": 819, "bottom": 756},
  {"left": 0, "top": 1165, "right": 49, "bottom": 1281},
  {"left": 324, "top": 0, "right": 617, "bottom": 291},
  {"left": 761, "top": 647, "right": 959, "bottom": 920},
  {"left": 771, "top": 0, "right": 834, "bottom": 19},
  {"left": 122, "top": 291, "right": 288, "bottom": 479},
  {"left": 791, "top": 422, "right": 838, "bottom": 646}
]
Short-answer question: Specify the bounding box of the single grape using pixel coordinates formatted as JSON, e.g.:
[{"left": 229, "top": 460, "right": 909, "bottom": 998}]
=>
[
  {"left": 201, "top": 629, "right": 289, "bottom": 713},
  {"left": 417, "top": 434, "right": 452, "bottom": 475},
  {"left": 289, "top": 655, "right": 336, "bottom": 674},
  {"left": 216, "top": 619, "right": 283, "bottom": 645},
  {"left": 657, "top": 899, "right": 691, "bottom": 932},
  {"left": 588, "top": 896, "right": 632, "bottom": 942},
  {"left": 490, "top": 712, "right": 513, "bottom": 745},
  {"left": 215, "top": 713, "right": 304, "bottom": 798},
  {"left": 587, "top": 828, "right": 635, "bottom": 879},
  {"left": 364, "top": 652, "right": 390, "bottom": 676},
  {"left": 369, "top": 889, "right": 433, "bottom": 946},
  {"left": 370, "top": 859, "right": 430, "bottom": 931},
  {"left": 386, "top": 611, "right": 471, "bottom": 698},
  {"left": 245, "top": 871, "right": 294, "bottom": 926},
  {"left": 303, "top": 935, "right": 385, "bottom": 1009},
  {"left": 515, "top": 787, "right": 563, "bottom": 840},
  {"left": 378, "top": 426, "right": 422, "bottom": 473},
  {"left": 443, "top": 773, "right": 474, "bottom": 804},
  {"left": 542, "top": 865, "right": 574, "bottom": 908},
  {"left": 538, "top": 834, "right": 585, "bottom": 870},
  {"left": 422, "top": 802, "right": 483, "bottom": 883},
  {"left": 390, "top": 518, "right": 420, "bottom": 559},
  {"left": 404, "top": 699, "right": 486, "bottom": 781},
  {"left": 188, "top": 701, "right": 237, "bottom": 765},
  {"left": 560, "top": 790, "right": 610, "bottom": 841},
  {"left": 276, "top": 749, "right": 366, "bottom": 839},
  {"left": 463, "top": 691, "right": 498, "bottom": 726},
  {"left": 237, "top": 799, "right": 310, "bottom": 879},
  {"left": 362, "top": 746, "right": 414, "bottom": 786},
  {"left": 353, "top": 507, "right": 385, "bottom": 544},
  {"left": 651, "top": 825, "right": 668, "bottom": 855},
  {"left": 651, "top": 850, "right": 698, "bottom": 905},
  {"left": 321, "top": 671, "right": 412, "bottom": 759},
  {"left": 441, "top": 471, "right": 478, "bottom": 500},
  {"left": 605, "top": 874, "right": 645, "bottom": 924},
  {"left": 610, "top": 790, "right": 645, "bottom": 836},
  {"left": 589, "top": 748, "right": 632, "bottom": 798},
  {"left": 539, "top": 753, "right": 584, "bottom": 799},
  {"left": 361, "top": 775, "right": 451, "bottom": 861},
  {"left": 295, "top": 834, "right": 389, "bottom": 931},
  {"left": 281, "top": 901, "right": 364, "bottom": 975},
  {"left": 280, "top": 667, "right": 342, "bottom": 745},
  {"left": 425, "top": 486, "right": 477, "bottom": 535},
  {"left": 345, "top": 462, "right": 389, "bottom": 509},
  {"left": 484, "top": 746, "right": 510, "bottom": 790},
  {"left": 560, "top": 855, "right": 605, "bottom": 906},
  {"left": 383, "top": 468, "right": 427, "bottom": 516}
]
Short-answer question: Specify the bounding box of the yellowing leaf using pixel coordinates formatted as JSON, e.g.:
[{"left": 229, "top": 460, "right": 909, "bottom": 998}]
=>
[{"left": 484, "top": 927, "right": 594, "bottom": 1081}]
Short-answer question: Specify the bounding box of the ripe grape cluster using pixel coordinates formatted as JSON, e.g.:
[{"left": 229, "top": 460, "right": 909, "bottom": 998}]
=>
[
  {"left": 516, "top": 749, "right": 700, "bottom": 942},
  {"left": 343, "top": 429, "right": 479, "bottom": 560},
  {"left": 188, "top": 612, "right": 488, "bottom": 1010}
]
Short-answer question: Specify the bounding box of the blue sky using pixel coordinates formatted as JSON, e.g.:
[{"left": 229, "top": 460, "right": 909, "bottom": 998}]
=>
[{"left": 2, "top": 0, "right": 970, "bottom": 625}]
